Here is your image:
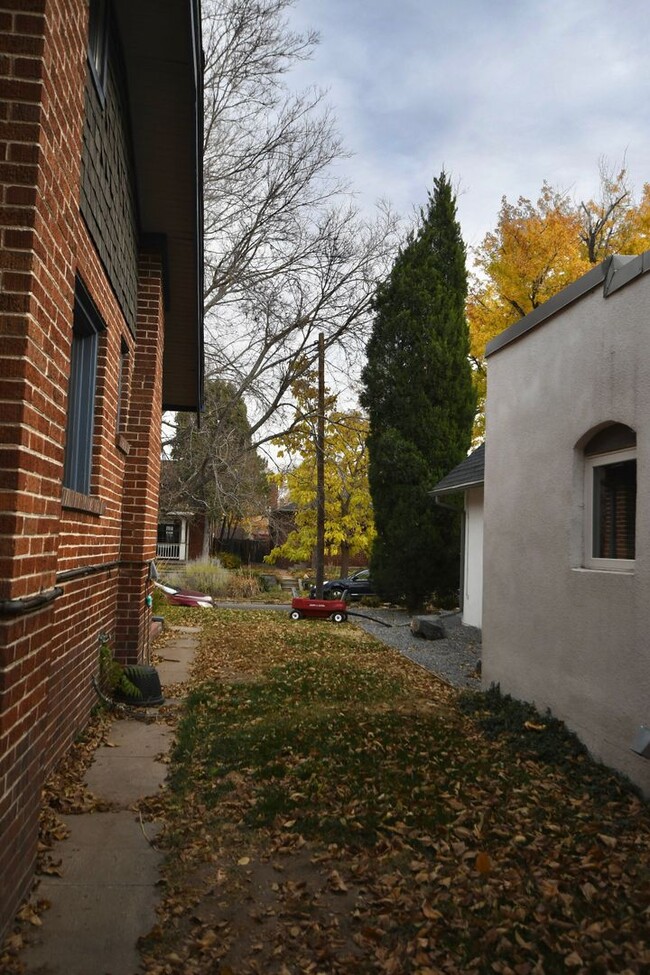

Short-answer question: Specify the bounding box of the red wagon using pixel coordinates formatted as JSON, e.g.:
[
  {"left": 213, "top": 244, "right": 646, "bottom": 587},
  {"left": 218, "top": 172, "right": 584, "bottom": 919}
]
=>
[{"left": 290, "top": 595, "right": 348, "bottom": 623}]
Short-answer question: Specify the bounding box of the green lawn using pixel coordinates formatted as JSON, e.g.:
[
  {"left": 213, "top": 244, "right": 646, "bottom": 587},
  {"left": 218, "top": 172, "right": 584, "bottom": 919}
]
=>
[{"left": 141, "top": 608, "right": 650, "bottom": 975}]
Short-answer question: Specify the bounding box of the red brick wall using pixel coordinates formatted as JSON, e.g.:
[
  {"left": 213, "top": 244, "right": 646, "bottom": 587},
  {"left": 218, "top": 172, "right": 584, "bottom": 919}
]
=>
[
  {"left": 0, "top": 1, "right": 166, "bottom": 937},
  {"left": 115, "top": 249, "right": 165, "bottom": 662}
]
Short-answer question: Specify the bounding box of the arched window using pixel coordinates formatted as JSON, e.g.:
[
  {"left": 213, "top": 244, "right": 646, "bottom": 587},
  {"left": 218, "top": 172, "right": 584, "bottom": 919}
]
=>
[{"left": 584, "top": 424, "right": 636, "bottom": 569}]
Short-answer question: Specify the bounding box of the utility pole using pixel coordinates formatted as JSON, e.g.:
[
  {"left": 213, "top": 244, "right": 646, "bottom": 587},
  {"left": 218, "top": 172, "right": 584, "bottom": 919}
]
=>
[{"left": 314, "top": 332, "right": 325, "bottom": 597}]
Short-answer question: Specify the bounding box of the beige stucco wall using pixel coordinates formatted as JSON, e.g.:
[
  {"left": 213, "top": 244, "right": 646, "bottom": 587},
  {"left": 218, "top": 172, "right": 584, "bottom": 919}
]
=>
[
  {"left": 463, "top": 486, "right": 484, "bottom": 628},
  {"left": 483, "top": 275, "right": 650, "bottom": 796}
]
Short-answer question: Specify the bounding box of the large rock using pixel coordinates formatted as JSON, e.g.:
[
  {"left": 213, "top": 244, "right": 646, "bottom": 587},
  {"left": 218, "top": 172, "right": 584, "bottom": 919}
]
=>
[{"left": 411, "top": 616, "right": 446, "bottom": 640}]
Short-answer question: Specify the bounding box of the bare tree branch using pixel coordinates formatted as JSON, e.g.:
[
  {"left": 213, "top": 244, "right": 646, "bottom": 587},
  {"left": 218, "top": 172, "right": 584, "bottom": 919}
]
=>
[{"left": 200, "top": 0, "right": 399, "bottom": 447}]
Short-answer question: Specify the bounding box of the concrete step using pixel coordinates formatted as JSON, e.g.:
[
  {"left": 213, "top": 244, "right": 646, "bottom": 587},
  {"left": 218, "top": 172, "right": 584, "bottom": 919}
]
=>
[{"left": 279, "top": 578, "right": 299, "bottom": 590}]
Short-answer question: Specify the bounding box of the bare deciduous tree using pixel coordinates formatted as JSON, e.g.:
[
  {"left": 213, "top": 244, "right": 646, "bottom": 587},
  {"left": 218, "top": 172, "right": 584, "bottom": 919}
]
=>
[
  {"left": 163, "top": 1, "right": 398, "bottom": 534},
  {"left": 578, "top": 156, "right": 633, "bottom": 264},
  {"left": 199, "top": 0, "right": 398, "bottom": 447}
]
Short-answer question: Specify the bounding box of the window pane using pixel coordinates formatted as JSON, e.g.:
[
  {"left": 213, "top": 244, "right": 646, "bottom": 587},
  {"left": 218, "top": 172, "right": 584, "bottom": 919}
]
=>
[
  {"left": 157, "top": 523, "right": 180, "bottom": 544},
  {"left": 593, "top": 459, "right": 636, "bottom": 560},
  {"left": 63, "top": 281, "right": 104, "bottom": 495},
  {"left": 63, "top": 329, "right": 98, "bottom": 494}
]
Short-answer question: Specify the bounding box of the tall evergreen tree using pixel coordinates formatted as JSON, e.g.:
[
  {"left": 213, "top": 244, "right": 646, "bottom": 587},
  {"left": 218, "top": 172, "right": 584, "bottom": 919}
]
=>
[{"left": 361, "top": 172, "right": 475, "bottom": 610}]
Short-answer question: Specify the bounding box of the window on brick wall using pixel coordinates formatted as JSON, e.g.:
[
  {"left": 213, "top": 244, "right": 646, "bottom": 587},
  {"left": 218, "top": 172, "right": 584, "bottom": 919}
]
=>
[
  {"left": 584, "top": 424, "right": 636, "bottom": 571},
  {"left": 63, "top": 280, "right": 105, "bottom": 495},
  {"left": 88, "top": 0, "right": 109, "bottom": 99},
  {"left": 116, "top": 337, "right": 130, "bottom": 435}
]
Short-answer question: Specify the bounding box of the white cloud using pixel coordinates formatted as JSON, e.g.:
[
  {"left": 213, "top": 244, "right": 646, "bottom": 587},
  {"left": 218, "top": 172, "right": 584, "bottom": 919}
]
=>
[{"left": 287, "top": 0, "right": 650, "bottom": 250}]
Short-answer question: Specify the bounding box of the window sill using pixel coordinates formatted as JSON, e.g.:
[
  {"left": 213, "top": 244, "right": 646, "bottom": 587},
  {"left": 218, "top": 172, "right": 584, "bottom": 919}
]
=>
[
  {"left": 116, "top": 434, "right": 131, "bottom": 455},
  {"left": 572, "top": 565, "right": 634, "bottom": 576},
  {"left": 61, "top": 488, "right": 105, "bottom": 516}
]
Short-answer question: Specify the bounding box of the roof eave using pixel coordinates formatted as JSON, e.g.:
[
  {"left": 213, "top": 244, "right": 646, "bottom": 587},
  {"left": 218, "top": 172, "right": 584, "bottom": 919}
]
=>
[
  {"left": 113, "top": 0, "right": 204, "bottom": 413},
  {"left": 432, "top": 477, "right": 484, "bottom": 497},
  {"left": 485, "top": 251, "right": 650, "bottom": 359}
]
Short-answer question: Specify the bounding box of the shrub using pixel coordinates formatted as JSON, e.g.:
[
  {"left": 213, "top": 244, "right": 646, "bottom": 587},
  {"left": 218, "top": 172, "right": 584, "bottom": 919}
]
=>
[
  {"left": 256, "top": 572, "right": 279, "bottom": 592},
  {"left": 217, "top": 551, "right": 241, "bottom": 570},
  {"left": 151, "top": 586, "right": 167, "bottom": 615},
  {"left": 226, "top": 569, "right": 261, "bottom": 599},
  {"left": 359, "top": 594, "right": 381, "bottom": 608},
  {"left": 163, "top": 558, "right": 230, "bottom": 598},
  {"left": 98, "top": 642, "right": 142, "bottom": 701}
]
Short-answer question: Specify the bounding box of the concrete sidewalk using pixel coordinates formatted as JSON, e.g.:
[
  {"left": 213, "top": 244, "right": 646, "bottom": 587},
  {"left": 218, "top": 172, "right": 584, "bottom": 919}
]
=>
[{"left": 21, "top": 626, "right": 199, "bottom": 975}]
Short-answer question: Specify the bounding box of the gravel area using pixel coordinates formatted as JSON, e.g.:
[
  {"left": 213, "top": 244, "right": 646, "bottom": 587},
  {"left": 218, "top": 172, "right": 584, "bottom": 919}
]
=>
[
  {"left": 347, "top": 607, "right": 482, "bottom": 690},
  {"left": 211, "top": 601, "right": 482, "bottom": 690}
]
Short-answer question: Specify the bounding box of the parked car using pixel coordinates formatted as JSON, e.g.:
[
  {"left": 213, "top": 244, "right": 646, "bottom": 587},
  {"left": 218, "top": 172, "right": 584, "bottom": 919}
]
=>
[{"left": 310, "top": 569, "right": 374, "bottom": 600}]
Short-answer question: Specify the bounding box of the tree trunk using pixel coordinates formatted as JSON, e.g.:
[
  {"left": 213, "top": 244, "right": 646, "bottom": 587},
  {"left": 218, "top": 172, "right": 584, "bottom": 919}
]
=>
[
  {"left": 202, "top": 515, "right": 211, "bottom": 560},
  {"left": 339, "top": 542, "right": 351, "bottom": 578}
]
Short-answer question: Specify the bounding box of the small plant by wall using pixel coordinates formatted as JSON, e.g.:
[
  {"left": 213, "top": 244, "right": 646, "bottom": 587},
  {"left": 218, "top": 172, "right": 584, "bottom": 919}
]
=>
[{"left": 98, "top": 639, "right": 143, "bottom": 702}]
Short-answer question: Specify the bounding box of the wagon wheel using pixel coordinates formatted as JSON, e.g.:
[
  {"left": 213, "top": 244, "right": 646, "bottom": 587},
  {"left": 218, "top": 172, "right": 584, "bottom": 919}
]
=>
[
  {"left": 289, "top": 609, "right": 303, "bottom": 621},
  {"left": 330, "top": 611, "right": 347, "bottom": 623}
]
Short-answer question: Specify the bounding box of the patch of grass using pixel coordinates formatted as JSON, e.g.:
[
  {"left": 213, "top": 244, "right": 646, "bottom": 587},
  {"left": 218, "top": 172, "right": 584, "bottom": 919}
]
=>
[{"left": 171, "top": 679, "right": 473, "bottom": 846}]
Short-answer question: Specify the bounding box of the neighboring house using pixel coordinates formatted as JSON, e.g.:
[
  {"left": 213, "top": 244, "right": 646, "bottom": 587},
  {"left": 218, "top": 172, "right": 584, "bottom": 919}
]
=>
[
  {"left": 157, "top": 513, "right": 206, "bottom": 563},
  {"left": 432, "top": 444, "right": 485, "bottom": 628},
  {"left": 0, "top": 0, "right": 203, "bottom": 937},
  {"left": 157, "top": 459, "right": 208, "bottom": 562},
  {"left": 483, "top": 253, "right": 650, "bottom": 796}
]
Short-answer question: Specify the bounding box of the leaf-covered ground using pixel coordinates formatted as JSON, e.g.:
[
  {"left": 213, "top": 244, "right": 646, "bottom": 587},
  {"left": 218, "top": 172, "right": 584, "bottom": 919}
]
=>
[
  {"left": 2, "top": 607, "right": 645, "bottom": 975},
  {"left": 125, "top": 611, "right": 649, "bottom": 973},
  {"left": 139, "top": 608, "right": 650, "bottom": 975}
]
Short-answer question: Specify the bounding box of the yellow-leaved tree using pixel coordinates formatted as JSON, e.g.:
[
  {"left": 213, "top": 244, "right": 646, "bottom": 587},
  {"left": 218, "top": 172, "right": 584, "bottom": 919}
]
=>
[
  {"left": 470, "top": 162, "right": 650, "bottom": 440},
  {"left": 266, "top": 389, "right": 374, "bottom": 575}
]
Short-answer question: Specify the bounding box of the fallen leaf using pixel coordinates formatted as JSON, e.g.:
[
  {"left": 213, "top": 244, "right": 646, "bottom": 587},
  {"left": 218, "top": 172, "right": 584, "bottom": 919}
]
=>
[
  {"left": 580, "top": 881, "right": 597, "bottom": 901},
  {"left": 328, "top": 869, "right": 348, "bottom": 893},
  {"left": 564, "top": 951, "right": 583, "bottom": 967},
  {"left": 598, "top": 833, "right": 617, "bottom": 848},
  {"left": 422, "top": 901, "right": 442, "bottom": 920}
]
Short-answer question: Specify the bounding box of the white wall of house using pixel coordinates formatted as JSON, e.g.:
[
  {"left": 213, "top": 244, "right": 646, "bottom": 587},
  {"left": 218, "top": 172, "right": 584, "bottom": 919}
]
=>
[
  {"left": 463, "top": 486, "right": 484, "bottom": 628},
  {"left": 483, "top": 269, "right": 650, "bottom": 796}
]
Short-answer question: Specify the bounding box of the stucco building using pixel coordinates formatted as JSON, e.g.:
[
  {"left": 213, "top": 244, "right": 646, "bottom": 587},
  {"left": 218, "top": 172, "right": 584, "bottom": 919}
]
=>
[
  {"left": 0, "top": 0, "right": 203, "bottom": 936},
  {"left": 432, "top": 443, "right": 484, "bottom": 628},
  {"left": 483, "top": 253, "right": 650, "bottom": 796}
]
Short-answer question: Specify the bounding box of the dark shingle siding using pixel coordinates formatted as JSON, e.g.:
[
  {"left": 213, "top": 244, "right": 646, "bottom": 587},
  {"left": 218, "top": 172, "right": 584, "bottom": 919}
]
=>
[{"left": 80, "top": 26, "right": 138, "bottom": 335}]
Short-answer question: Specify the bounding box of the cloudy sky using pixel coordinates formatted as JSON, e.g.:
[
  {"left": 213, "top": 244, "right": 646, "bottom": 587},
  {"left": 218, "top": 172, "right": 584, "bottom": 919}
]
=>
[{"left": 287, "top": 0, "right": 650, "bottom": 255}]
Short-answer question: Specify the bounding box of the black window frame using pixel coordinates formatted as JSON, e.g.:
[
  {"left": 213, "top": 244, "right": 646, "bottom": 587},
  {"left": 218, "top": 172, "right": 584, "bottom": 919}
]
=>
[{"left": 63, "top": 279, "right": 105, "bottom": 496}]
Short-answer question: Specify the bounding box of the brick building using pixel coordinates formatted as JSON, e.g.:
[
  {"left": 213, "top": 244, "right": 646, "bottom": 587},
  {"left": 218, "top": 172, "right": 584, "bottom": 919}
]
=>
[{"left": 0, "top": 0, "right": 203, "bottom": 936}]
